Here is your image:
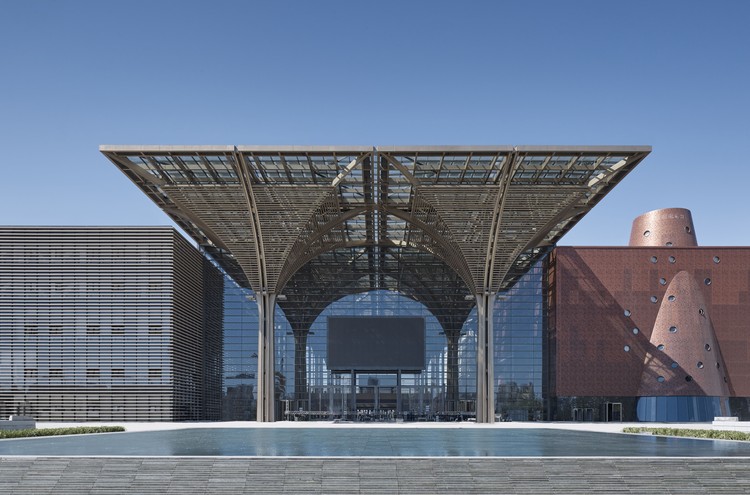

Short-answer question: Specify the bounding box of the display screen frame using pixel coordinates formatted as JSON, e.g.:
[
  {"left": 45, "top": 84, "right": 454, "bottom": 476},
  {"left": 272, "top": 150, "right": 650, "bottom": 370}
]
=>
[{"left": 326, "top": 316, "right": 426, "bottom": 373}]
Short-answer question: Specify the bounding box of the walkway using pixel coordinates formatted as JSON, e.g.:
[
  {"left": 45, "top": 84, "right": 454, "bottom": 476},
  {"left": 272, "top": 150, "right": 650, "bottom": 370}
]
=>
[{"left": 2, "top": 456, "right": 750, "bottom": 494}]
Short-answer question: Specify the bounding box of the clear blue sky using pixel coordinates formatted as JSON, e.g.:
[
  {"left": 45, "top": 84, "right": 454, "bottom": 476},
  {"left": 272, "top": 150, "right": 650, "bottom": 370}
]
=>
[{"left": 1, "top": 1, "right": 748, "bottom": 246}]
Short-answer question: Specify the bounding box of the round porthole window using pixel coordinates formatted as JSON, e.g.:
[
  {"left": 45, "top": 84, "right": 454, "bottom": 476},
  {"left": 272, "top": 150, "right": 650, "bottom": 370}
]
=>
[
  {"left": 669, "top": 326, "right": 677, "bottom": 333},
  {"left": 669, "top": 256, "right": 676, "bottom": 264},
  {"left": 704, "top": 278, "right": 712, "bottom": 286},
  {"left": 668, "top": 295, "right": 676, "bottom": 302},
  {"left": 697, "top": 362, "right": 704, "bottom": 369},
  {"left": 624, "top": 309, "right": 631, "bottom": 317},
  {"left": 713, "top": 256, "right": 720, "bottom": 263},
  {"left": 699, "top": 308, "right": 705, "bottom": 316},
  {"left": 705, "top": 344, "right": 711, "bottom": 351},
  {"left": 650, "top": 256, "right": 658, "bottom": 263},
  {"left": 685, "top": 375, "right": 693, "bottom": 382},
  {"left": 644, "top": 230, "right": 651, "bottom": 237},
  {"left": 632, "top": 328, "right": 639, "bottom": 335},
  {"left": 659, "top": 278, "right": 667, "bottom": 285},
  {"left": 657, "top": 344, "right": 665, "bottom": 351},
  {"left": 624, "top": 345, "right": 630, "bottom": 352},
  {"left": 657, "top": 376, "right": 665, "bottom": 383},
  {"left": 650, "top": 296, "right": 658, "bottom": 303},
  {"left": 666, "top": 242, "right": 673, "bottom": 247},
  {"left": 685, "top": 226, "right": 691, "bottom": 233},
  {"left": 671, "top": 362, "right": 679, "bottom": 369}
]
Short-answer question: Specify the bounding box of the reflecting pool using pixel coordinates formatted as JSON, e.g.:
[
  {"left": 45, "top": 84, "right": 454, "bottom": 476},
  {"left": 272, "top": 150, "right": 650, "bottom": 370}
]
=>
[{"left": 2, "top": 428, "right": 750, "bottom": 457}]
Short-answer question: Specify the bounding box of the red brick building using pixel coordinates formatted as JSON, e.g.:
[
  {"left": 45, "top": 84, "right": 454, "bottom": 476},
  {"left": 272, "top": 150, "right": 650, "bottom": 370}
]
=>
[{"left": 547, "top": 208, "right": 750, "bottom": 421}]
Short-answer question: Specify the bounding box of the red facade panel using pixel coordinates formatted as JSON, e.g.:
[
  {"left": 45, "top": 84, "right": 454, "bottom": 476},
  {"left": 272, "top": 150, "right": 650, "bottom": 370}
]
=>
[{"left": 550, "top": 247, "right": 750, "bottom": 397}]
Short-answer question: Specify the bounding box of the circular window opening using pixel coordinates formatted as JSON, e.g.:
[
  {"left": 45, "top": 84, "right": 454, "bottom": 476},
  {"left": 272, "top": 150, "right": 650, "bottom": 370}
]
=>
[
  {"left": 659, "top": 278, "right": 667, "bottom": 285},
  {"left": 668, "top": 295, "right": 676, "bottom": 302},
  {"left": 644, "top": 230, "right": 651, "bottom": 237},
  {"left": 650, "top": 256, "right": 658, "bottom": 263},
  {"left": 624, "top": 309, "right": 631, "bottom": 317},
  {"left": 669, "top": 256, "right": 676, "bottom": 264},
  {"left": 671, "top": 362, "right": 679, "bottom": 369},
  {"left": 685, "top": 226, "right": 692, "bottom": 233},
  {"left": 717, "top": 362, "right": 721, "bottom": 369},
  {"left": 650, "top": 296, "right": 658, "bottom": 303},
  {"left": 657, "top": 344, "right": 665, "bottom": 351},
  {"left": 685, "top": 375, "right": 693, "bottom": 382},
  {"left": 632, "top": 328, "right": 639, "bottom": 335},
  {"left": 699, "top": 308, "right": 705, "bottom": 316},
  {"left": 705, "top": 344, "right": 712, "bottom": 351},
  {"left": 704, "top": 278, "right": 712, "bottom": 286},
  {"left": 724, "top": 376, "right": 728, "bottom": 383},
  {"left": 669, "top": 326, "right": 678, "bottom": 333},
  {"left": 713, "top": 256, "right": 720, "bottom": 263},
  {"left": 624, "top": 345, "right": 630, "bottom": 352},
  {"left": 657, "top": 376, "right": 665, "bottom": 383},
  {"left": 697, "top": 362, "right": 704, "bottom": 369},
  {"left": 666, "top": 242, "right": 673, "bottom": 247}
]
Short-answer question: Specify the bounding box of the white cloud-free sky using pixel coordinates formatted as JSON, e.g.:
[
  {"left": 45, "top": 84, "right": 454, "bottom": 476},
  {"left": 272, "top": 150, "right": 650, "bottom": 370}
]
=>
[{"left": 1, "top": 1, "right": 748, "bottom": 246}]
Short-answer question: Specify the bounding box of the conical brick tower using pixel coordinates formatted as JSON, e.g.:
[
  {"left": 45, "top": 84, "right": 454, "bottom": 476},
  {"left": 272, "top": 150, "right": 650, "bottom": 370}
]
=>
[{"left": 630, "top": 208, "right": 730, "bottom": 419}]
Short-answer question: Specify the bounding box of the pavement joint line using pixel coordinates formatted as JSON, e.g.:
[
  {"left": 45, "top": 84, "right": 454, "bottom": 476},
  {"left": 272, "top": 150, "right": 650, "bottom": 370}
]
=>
[{"left": 0, "top": 454, "right": 750, "bottom": 462}]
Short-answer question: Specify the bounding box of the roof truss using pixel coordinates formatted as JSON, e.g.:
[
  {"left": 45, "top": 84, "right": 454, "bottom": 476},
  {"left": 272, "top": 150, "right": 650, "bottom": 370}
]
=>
[{"left": 101, "top": 145, "right": 650, "bottom": 317}]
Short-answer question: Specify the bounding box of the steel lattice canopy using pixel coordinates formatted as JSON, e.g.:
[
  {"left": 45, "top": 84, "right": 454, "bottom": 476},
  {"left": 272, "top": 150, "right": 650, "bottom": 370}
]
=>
[{"left": 101, "top": 145, "right": 651, "bottom": 305}]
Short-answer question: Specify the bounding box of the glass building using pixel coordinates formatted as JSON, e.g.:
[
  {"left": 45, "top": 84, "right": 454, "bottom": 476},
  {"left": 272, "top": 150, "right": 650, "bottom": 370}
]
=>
[
  {"left": 101, "top": 144, "right": 650, "bottom": 422},
  {"left": 217, "top": 258, "right": 546, "bottom": 422}
]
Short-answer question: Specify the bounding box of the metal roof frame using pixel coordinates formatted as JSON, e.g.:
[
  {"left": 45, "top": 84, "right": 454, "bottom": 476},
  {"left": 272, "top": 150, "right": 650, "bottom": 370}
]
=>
[{"left": 101, "top": 144, "right": 650, "bottom": 295}]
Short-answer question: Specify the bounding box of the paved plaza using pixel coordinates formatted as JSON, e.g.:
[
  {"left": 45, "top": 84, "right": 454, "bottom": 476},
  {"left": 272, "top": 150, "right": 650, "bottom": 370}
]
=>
[{"left": 2, "top": 456, "right": 750, "bottom": 494}]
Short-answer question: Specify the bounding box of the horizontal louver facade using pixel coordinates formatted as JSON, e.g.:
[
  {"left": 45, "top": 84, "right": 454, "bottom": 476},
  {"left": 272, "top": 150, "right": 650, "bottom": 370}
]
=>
[{"left": 0, "top": 227, "right": 223, "bottom": 421}]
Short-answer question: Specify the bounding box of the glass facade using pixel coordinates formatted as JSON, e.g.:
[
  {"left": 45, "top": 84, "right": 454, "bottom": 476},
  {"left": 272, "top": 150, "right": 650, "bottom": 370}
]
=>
[
  {"left": 493, "top": 260, "right": 545, "bottom": 421},
  {"left": 220, "top": 277, "right": 258, "bottom": 420},
  {"left": 276, "top": 291, "right": 464, "bottom": 419},
  {"left": 636, "top": 396, "right": 726, "bottom": 422},
  {"left": 215, "top": 258, "right": 548, "bottom": 421}
]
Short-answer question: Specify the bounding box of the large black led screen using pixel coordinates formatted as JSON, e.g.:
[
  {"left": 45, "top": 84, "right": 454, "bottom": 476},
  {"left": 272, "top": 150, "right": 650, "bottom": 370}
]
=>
[{"left": 327, "top": 316, "right": 425, "bottom": 372}]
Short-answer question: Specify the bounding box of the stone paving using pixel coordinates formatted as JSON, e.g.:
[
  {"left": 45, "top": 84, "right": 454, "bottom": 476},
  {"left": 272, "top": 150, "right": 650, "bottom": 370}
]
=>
[{"left": 2, "top": 456, "right": 750, "bottom": 494}]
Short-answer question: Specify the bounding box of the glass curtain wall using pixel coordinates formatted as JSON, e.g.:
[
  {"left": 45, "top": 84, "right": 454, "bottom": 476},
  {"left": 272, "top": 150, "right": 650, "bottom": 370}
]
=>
[
  {"left": 218, "top": 258, "right": 547, "bottom": 422},
  {"left": 493, "top": 259, "right": 546, "bottom": 421},
  {"left": 274, "top": 290, "right": 477, "bottom": 421},
  {"left": 220, "top": 278, "right": 258, "bottom": 420}
]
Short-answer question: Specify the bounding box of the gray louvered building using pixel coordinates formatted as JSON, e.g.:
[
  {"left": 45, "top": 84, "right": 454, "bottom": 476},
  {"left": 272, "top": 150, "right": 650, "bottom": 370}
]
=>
[{"left": 0, "top": 227, "right": 223, "bottom": 421}]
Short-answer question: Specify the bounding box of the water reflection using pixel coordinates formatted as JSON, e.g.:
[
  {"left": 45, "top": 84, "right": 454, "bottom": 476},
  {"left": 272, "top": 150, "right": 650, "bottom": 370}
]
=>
[{"left": 1, "top": 428, "right": 750, "bottom": 457}]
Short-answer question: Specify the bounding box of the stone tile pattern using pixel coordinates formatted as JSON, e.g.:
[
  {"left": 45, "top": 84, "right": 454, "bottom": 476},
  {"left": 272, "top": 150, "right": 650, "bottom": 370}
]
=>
[{"left": 2, "top": 457, "right": 750, "bottom": 494}]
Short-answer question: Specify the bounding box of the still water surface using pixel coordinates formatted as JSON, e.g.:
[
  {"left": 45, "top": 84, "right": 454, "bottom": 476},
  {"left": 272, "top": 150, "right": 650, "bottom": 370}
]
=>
[{"left": 1, "top": 428, "right": 750, "bottom": 457}]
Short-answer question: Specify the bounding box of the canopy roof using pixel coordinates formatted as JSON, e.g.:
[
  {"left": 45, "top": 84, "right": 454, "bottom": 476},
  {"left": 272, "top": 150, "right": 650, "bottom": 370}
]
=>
[{"left": 102, "top": 145, "right": 650, "bottom": 327}]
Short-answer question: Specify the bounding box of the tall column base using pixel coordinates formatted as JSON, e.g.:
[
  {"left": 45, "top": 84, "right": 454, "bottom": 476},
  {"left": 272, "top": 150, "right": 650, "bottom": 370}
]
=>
[
  {"left": 256, "top": 293, "right": 276, "bottom": 422},
  {"left": 476, "top": 292, "right": 495, "bottom": 423}
]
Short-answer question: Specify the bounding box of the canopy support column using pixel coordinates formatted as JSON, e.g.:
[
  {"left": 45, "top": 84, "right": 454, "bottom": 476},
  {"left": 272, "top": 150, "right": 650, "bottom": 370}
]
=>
[
  {"left": 476, "top": 292, "right": 495, "bottom": 423},
  {"left": 256, "top": 293, "right": 276, "bottom": 422}
]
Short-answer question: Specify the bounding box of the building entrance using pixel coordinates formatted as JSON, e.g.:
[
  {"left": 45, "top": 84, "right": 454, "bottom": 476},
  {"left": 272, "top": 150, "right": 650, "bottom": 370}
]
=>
[{"left": 347, "top": 371, "right": 405, "bottom": 420}]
